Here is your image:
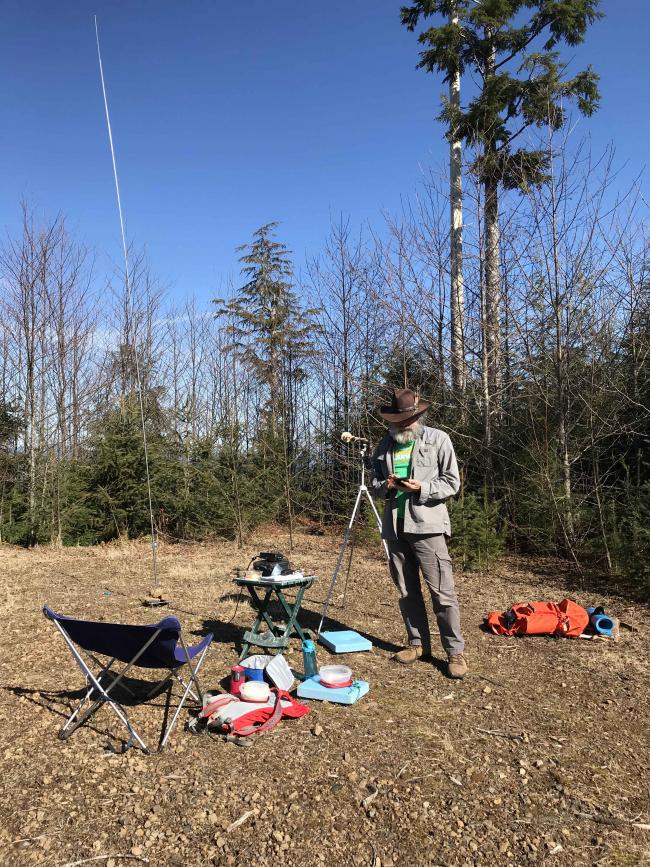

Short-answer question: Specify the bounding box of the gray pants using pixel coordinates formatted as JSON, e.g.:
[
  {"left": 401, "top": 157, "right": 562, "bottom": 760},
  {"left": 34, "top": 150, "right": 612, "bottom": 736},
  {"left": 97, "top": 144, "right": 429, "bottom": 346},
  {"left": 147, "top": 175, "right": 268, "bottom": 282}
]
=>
[{"left": 387, "top": 533, "right": 464, "bottom": 656}]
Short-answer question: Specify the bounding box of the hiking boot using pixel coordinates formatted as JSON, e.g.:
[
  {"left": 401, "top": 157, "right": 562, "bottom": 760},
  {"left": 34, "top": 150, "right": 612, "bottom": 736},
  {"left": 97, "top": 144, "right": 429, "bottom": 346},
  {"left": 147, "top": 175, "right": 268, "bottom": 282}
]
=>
[
  {"left": 447, "top": 653, "right": 468, "bottom": 679},
  {"left": 393, "top": 645, "right": 426, "bottom": 664}
]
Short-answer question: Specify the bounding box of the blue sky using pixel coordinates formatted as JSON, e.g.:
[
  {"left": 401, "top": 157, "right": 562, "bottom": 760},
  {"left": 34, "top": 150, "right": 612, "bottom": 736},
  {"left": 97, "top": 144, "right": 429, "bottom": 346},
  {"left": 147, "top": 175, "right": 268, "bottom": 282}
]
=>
[{"left": 1, "top": 1, "right": 648, "bottom": 304}]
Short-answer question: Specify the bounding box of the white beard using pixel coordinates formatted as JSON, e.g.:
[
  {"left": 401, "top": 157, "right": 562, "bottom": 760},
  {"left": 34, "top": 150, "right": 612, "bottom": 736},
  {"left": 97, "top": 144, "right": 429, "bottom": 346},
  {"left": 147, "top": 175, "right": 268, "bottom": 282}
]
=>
[{"left": 389, "top": 422, "right": 423, "bottom": 444}]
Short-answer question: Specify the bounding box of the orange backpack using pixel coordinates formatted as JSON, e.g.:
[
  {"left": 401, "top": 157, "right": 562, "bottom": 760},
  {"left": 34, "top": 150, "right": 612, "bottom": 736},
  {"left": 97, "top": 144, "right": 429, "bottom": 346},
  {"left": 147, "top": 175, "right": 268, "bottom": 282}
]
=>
[{"left": 486, "top": 598, "right": 589, "bottom": 638}]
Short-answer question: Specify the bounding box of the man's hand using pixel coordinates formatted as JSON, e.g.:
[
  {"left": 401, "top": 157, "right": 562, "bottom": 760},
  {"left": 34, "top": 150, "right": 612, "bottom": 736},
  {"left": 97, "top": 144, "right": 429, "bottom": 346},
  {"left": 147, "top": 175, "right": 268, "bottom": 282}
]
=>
[
  {"left": 396, "top": 478, "right": 421, "bottom": 492},
  {"left": 387, "top": 475, "right": 421, "bottom": 492}
]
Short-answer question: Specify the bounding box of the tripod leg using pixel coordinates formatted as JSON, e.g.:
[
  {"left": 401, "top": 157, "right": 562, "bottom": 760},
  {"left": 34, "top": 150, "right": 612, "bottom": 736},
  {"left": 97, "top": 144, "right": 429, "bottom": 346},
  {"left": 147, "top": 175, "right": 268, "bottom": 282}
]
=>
[
  {"left": 364, "top": 487, "right": 390, "bottom": 559},
  {"left": 341, "top": 526, "right": 356, "bottom": 611},
  {"left": 317, "top": 486, "right": 364, "bottom": 635}
]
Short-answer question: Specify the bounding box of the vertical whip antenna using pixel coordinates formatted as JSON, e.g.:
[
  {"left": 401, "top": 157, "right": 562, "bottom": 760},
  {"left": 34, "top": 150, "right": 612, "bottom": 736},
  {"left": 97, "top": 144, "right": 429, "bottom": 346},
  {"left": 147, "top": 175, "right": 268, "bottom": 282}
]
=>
[{"left": 95, "top": 16, "right": 158, "bottom": 581}]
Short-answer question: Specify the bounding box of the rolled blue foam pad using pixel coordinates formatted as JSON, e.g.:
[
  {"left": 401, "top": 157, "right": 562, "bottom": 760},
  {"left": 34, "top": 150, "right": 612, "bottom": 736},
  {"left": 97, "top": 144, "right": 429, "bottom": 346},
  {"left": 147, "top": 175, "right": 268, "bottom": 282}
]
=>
[
  {"left": 590, "top": 614, "right": 615, "bottom": 636},
  {"left": 297, "top": 675, "right": 369, "bottom": 705},
  {"left": 587, "top": 607, "right": 615, "bottom": 637},
  {"left": 318, "top": 630, "right": 372, "bottom": 653}
]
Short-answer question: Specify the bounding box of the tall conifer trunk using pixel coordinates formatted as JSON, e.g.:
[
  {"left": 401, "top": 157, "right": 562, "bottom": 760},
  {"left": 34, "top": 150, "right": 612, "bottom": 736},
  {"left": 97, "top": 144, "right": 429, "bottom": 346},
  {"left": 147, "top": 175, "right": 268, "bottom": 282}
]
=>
[
  {"left": 483, "top": 36, "right": 501, "bottom": 420},
  {"left": 449, "top": 6, "right": 466, "bottom": 403},
  {"left": 549, "top": 141, "right": 576, "bottom": 555},
  {"left": 478, "top": 184, "right": 493, "bottom": 490},
  {"left": 484, "top": 172, "right": 501, "bottom": 414}
]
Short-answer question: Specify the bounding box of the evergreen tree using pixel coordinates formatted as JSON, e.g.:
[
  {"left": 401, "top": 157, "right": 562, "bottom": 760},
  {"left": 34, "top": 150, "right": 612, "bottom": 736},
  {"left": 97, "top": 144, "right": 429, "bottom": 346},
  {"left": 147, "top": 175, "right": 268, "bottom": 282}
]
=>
[
  {"left": 0, "top": 403, "right": 23, "bottom": 543},
  {"left": 216, "top": 224, "right": 314, "bottom": 425},
  {"left": 214, "top": 224, "right": 316, "bottom": 536},
  {"left": 449, "top": 491, "right": 504, "bottom": 571},
  {"left": 82, "top": 400, "right": 164, "bottom": 542},
  {"left": 401, "top": 0, "right": 602, "bottom": 436}
]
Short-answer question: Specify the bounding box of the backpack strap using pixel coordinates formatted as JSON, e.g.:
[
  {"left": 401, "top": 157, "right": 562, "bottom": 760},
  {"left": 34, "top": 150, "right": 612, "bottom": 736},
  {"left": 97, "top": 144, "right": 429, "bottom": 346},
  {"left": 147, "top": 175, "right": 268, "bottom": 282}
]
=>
[
  {"left": 227, "top": 689, "right": 310, "bottom": 738},
  {"left": 235, "top": 688, "right": 286, "bottom": 737},
  {"left": 188, "top": 693, "right": 239, "bottom": 734},
  {"left": 551, "top": 602, "right": 570, "bottom": 635},
  {"left": 199, "top": 693, "right": 238, "bottom": 720}
]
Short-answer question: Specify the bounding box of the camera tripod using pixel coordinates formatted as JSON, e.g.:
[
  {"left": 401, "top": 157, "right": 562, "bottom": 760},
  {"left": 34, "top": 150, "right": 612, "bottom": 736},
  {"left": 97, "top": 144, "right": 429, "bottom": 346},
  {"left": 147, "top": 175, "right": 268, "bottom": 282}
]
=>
[{"left": 317, "top": 442, "right": 389, "bottom": 634}]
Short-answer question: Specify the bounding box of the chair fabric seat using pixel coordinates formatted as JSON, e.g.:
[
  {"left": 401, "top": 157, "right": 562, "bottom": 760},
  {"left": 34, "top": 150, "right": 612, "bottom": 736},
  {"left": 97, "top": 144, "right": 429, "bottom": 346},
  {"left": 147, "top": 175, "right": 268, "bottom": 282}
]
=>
[
  {"left": 43, "top": 606, "right": 210, "bottom": 669},
  {"left": 43, "top": 605, "right": 213, "bottom": 753}
]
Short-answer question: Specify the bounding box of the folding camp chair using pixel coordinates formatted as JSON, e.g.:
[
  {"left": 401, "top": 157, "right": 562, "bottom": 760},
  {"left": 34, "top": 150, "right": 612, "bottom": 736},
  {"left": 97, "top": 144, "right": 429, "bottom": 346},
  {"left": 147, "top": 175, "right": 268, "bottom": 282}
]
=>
[{"left": 43, "top": 606, "right": 213, "bottom": 754}]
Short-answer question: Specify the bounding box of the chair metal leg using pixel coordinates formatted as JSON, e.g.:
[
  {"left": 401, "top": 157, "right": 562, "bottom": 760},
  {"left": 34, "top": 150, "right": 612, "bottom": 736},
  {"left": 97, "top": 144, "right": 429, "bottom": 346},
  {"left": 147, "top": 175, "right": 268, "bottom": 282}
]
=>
[
  {"left": 142, "top": 671, "right": 198, "bottom": 703},
  {"left": 158, "top": 644, "right": 209, "bottom": 751},
  {"left": 52, "top": 621, "right": 153, "bottom": 752},
  {"left": 58, "top": 667, "right": 150, "bottom": 753},
  {"left": 60, "top": 654, "right": 118, "bottom": 736},
  {"left": 49, "top": 619, "right": 212, "bottom": 754},
  {"left": 177, "top": 632, "right": 206, "bottom": 704},
  {"left": 172, "top": 672, "right": 199, "bottom": 702}
]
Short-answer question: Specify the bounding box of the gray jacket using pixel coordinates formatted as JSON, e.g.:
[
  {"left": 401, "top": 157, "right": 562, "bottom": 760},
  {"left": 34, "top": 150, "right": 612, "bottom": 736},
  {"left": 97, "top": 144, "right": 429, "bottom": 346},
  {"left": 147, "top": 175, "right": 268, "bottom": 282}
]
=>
[{"left": 370, "top": 424, "right": 460, "bottom": 539}]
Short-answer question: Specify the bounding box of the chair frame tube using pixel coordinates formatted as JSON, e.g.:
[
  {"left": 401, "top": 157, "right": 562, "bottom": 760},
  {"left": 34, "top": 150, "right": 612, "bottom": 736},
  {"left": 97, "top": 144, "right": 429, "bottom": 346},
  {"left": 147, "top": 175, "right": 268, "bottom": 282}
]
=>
[{"left": 50, "top": 618, "right": 209, "bottom": 753}]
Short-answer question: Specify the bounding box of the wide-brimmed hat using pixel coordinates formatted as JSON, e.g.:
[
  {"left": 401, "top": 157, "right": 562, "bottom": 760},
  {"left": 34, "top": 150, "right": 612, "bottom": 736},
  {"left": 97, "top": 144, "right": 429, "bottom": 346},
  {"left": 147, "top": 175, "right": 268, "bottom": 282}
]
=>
[{"left": 379, "top": 388, "right": 430, "bottom": 423}]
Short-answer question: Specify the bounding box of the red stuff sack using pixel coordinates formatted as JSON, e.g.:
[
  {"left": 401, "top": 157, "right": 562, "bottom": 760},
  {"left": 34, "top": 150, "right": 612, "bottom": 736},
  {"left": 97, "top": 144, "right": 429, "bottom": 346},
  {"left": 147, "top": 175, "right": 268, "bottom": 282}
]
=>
[
  {"left": 486, "top": 599, "right": 588, "bottom": 638},
  {"left": 556, "top": 598, "right": 590, "bottom": 637}
]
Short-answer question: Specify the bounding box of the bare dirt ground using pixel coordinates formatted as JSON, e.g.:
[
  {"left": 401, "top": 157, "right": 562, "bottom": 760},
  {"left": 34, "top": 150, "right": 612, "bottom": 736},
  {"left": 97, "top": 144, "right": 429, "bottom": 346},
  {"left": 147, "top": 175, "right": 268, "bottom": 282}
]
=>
[{"left": 0, "top": 529, "right": 648, "bottom": 867}]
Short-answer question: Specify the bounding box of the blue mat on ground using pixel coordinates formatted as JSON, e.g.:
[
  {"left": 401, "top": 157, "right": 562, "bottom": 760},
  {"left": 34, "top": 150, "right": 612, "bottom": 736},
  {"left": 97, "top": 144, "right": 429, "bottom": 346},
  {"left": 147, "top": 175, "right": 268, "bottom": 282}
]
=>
[
  {"left": 297, "top": 675, "right": 369, "bottom": 705},
  {"left": 318, "top": 630, "right": 372, "bottom": 653}
]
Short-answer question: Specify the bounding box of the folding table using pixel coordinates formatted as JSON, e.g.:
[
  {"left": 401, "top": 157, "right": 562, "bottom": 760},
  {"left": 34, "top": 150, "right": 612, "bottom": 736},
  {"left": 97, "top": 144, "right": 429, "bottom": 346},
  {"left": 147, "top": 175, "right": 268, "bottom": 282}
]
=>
[{"left": 234, "top": 574, "right": 315, "bottom": 660}]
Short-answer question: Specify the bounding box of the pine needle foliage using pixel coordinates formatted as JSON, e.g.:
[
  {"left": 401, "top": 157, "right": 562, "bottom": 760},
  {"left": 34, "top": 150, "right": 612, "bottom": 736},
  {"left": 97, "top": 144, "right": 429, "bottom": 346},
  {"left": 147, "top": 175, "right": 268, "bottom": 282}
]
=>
[
  {"left": 215, "top": 223, "right": 317, "bottom": 428},
  {"left": 400, "top": 0, "right": 602, "bottom": 190},
  {"left": 449, "top": 490, "right": 505, "bottom": 572},
  {"left": 214, "top": 224, "right": 319, "bottom": 536}
]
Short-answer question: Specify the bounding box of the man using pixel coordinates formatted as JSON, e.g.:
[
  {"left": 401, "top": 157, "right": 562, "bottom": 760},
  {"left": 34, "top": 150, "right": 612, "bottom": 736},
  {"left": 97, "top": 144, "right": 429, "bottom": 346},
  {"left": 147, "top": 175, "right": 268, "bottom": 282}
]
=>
[{"left": 370, "top": 388, "right": 467, "bottom": 679}]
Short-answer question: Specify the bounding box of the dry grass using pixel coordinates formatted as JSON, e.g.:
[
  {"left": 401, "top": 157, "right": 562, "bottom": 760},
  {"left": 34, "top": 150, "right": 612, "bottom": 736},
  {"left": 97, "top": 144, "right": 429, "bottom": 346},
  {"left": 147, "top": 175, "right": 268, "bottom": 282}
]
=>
[{"left": 0, "top": 530, "right": 648, "bottom": 866}]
